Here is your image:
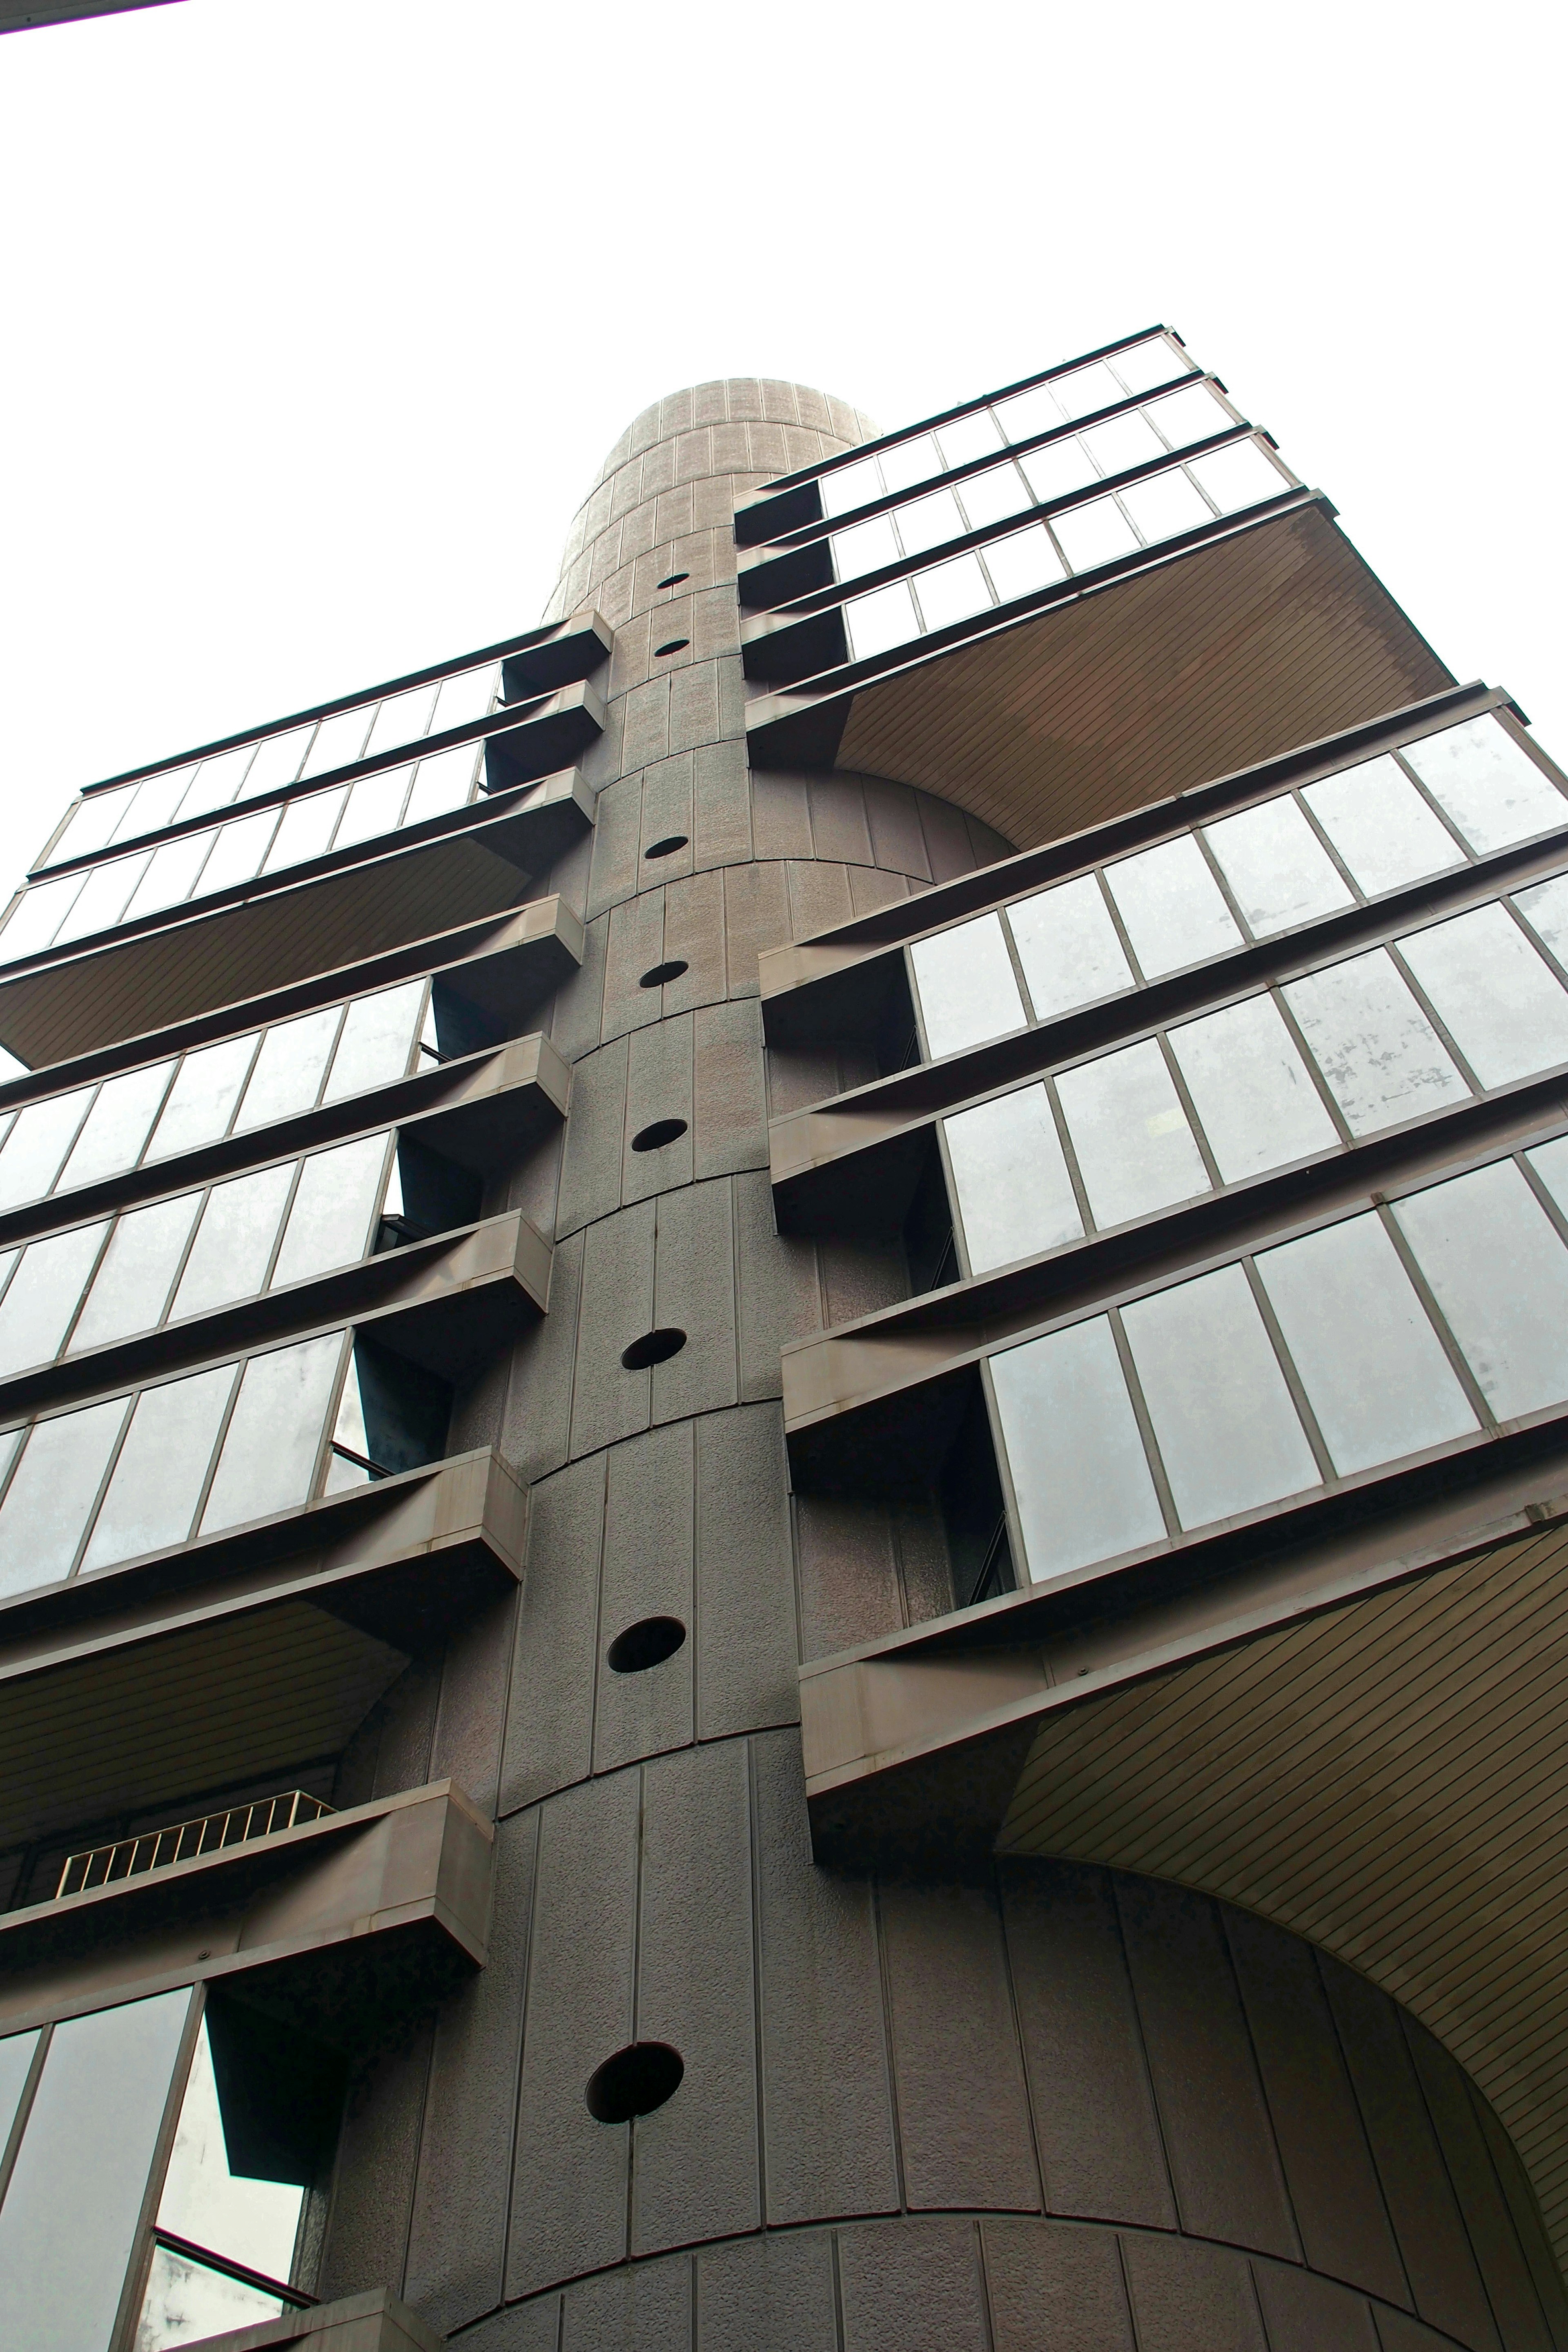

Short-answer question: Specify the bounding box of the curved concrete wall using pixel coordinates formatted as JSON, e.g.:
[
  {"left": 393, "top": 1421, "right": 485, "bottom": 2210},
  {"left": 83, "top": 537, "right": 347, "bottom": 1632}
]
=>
[{"left": 312, "top": 386, "right": 1567, "bottom": 2352}]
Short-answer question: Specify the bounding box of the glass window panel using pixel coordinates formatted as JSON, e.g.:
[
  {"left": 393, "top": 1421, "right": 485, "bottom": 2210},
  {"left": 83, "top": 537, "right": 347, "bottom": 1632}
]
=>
[
  {"left": 1527, "top": 1135, "right": 1568, "bottom": 1218},
  {"left": 83, "top": 1363, "right": 236, "bottom": 1569},
  {"left": 122, "top": 766, "right": 198, "bottom": 836},
  {"left": 0, "top": 1990, "right": 189, "bottom": 2352},
  {"left": 271, "top": 1133, "right": 389, "bottom": 1288},
  {"left": 40, "top": 782, "right": 139, "bottom": 864},
  {"left": 1399, "top": 902, "right": 1568, "bottom": 1088},
  {"left": 403, "top": 742, "right": 479, "bottom": 824},
  {"left": 1121, "top": 1263, "right": 1320, "bottom": 1528},
  {"left": 430, "top": 662, "right": 500, "bottom": 731},
  {"left": 57, "top": 1059, "right": 174, "bottom": 1190},
  {"left": 0, "top": 1396, "right": 128, "bottom": 1593},
  {"left": 333, "top": 764, "right": 413, "bottom": 850},
  {"left": 833, "top": 516, "right": 900, "bottom": 582},
  {"left": 1302, "top": 754, "right": 1467, "bottom": 897},
  {"left": 1514, "top": 874, "right": 1568, "bottom": 967},
  {"left": 52, "top": 851, "right": 152, "bottom": 944},
  {"left": 1052, "top": 361, "right": 1123, "bottom": 420},
  {"left": 1056, "top": 1038, "right": 1211, "bottom": 1229},
  {"left": 990, "top": 1316, "right": 1166, "bottom": 1581},
  {"left": 1395, "top": 1159, "right": 1568, "bottom": 1421},
  {"left": 123, "top": 829, "right": 217, "bottom": 921},
  {"left": 0, "top": 2027, "right": 39, "bottom": 2152},
  {"left": 1008, "top": 873, "right": 1134, "bottom": 1020},
  {"left": 1051, "top": 495, "right": 1140, "bottom": 572},
  {"left": 199, "top": 1331, "right": 345, "bottom": 1535},
  {"left": 0, "top": 1087, "right": 93, "bottom": 1210},
  {"left": 1104, "top": 835, "right": 1243, "bottom": 976},
  {"left": 912, "top": 552, "right": 991, "bottom": 633},
  {"left": 195, "top": 808, "right": 279, "bottom": 897},
  {"left": 934, "top": 409, "right": 1004, "bottom": 468},
  {"left": 158, "top": 2017, "right": 302, "bottom": 2282},
  {"left": 956, "top": 464, "right": 1031, "bottom": 531},
  {"left": 993, "top": 385, "right": 1065, "bottom": 444},
  {"left": 172, "top": 1163, "right": 295, "bottom": 1321},
  {"left": 944, "top": 1086, "right": 1083, "bottom": 1275},
  {"left": 820, "top": 456, "right": 883, "bottom": 519},
  {"left": 1145, "top": 382, "right": 1233, "bottom": 449},
  {"left": 0, "top": 1222, "right": 108, "bottom": 1377},
  {"left": 844, "top": 580, "right": 918, "bottom": 661},
  {"left": 1019, "top": 436, "right": 1100, "bottom": 504},
  {"left": 323, "top": 981, "right": 427, "bottom": 1101},
  {"left": 176, "top": 744, "right": 256, "bottom": 821},
  {"left": 1256, "top": 1212, "right": 1477, "bottom": 1476},
  {"left": 1284, "top": 949, "right": 1470, "bottom": 1135},
  {"left": 1117, "top": 467, "right": 1214, "bottom": 544},
  {"left": 909, "top": 913, "right": 1027, "bottom": 1059},
  {"left": 71, "top": 1191, "right": 202, "bottom": 1353},
  {"left": 234, "top": 1007, "right": 343, "bottom": 1131},
  {"left": 298, "top": 704, "right": 373, "bottom": 780},
  {"left": 147, "top": 1033, "right": 260, "bottom": 1159},
  {"left": 234, "top": 726, "right": 312, "bottom": 800},
  {"left": 982, "top": 524, "right": 1065, "bottom": 604},
  {"left": 1080, "top": 410, "right": 1166, "bottom": 477},
  {"left": 878, "top": 433, "right": 941, "bottom": 494},
  {"left": 137, "top": 2244, "right": 289, "bottom": 2350},
  {"left": 1110, "top": 337, "right": 1191, "bottom": 395},
  {"left": 362, "top": 683, "right": 437, "bottom": 760},
  {"left": 1203, "top": 795, "right": 1355, "bottom": 935},
  {"left": 262, "top": 786, "right": 346, "bottom": 874},
  {"left": 1186, "top": 439, "right": 1287, "bottom": 512},
  {"left": 0, "top": 873, "right": 85, "bottom": 958},
  {"left": 1168, "top": 994, "right": 1339, "bottom": 1183},
  {"left": 895, "top": 488, "right": 965, "bottom": 558},
  {"left": 1400, "top": 716, "right": 1568, "bottom": 855},
  {"left": 325, "top": 1348, "right": 374, "bottom": 1492}
]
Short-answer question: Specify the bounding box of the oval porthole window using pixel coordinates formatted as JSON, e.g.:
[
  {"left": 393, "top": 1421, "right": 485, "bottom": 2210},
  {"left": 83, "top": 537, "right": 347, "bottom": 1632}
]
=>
[
  {"left": 654, "top": 638, "right": 690, "bottom": 658},
  {"left": 586, "top": 2042, "right": 684, "bottom": 2124},
  {"left": 639, "top": 959, "right": 688, "bottom": 989},
  {"left": 631, "top": 1118, "right": 688, "bottom": 1154},
  {"left": 655, "top": 571, "right": 690, "bottom": 589},
  {"left": 644, "top": 835, "right": 688, "bottom": 860},
  {"left": 606, "top": 1615, "right": 687, "bottom": 1674},
  {"left": 621, "top": 1327, "right": 686, "bottom": 1370}
]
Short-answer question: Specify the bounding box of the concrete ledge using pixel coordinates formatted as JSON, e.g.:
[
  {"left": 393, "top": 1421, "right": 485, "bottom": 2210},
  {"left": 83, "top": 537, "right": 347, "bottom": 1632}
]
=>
[{"left": 178, "top": 2286, "right": 441, "bottom": 2352}]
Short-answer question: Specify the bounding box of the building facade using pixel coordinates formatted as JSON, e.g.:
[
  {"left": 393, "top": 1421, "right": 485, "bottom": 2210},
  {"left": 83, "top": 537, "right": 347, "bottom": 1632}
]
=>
[{"left": 0, "top": 333, "right": 1565, "bottom": 2352}]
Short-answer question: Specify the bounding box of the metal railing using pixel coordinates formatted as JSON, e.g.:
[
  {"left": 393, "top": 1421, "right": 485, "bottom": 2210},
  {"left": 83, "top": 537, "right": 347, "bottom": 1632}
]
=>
[{"left": 56, "top": 1789, "right": 333, "bottom": 1899}]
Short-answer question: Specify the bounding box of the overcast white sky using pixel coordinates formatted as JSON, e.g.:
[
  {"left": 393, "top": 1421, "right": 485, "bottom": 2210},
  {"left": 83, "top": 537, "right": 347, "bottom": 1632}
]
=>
[{"left": 0, "top": 0, "right": 1562, "bottom": 931}]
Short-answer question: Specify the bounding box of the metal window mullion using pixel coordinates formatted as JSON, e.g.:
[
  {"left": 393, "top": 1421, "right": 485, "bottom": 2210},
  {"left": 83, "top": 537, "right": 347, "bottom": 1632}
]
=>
[
  {"left": 310, "top": 1003, "right": 351, "bottom": 1114},
  {"left": 107, "top": 1984, "right": 205, "bottom": 2352},
  {"left": 1512, "top": 1148, "right": 1568, "bottom": 1264},
  {"left": 1189, "top": 824, "right": 1258, "bottom": 946},
  {"left": 1239, "top": 1253, "right": 1338, "bottom": 1485},
  {"left": 1390, "top": 746, "right": 1480, "bottom": 864},
  {"left": 1040, "top": 1072, "right": 1098, "bottom": 1237},
  {"left": 1374, "top": 1200, "right": 1500, "bottom": 1435},
  {"left": 0, "top": 1241, "right": 22, "bottom": 1311},
  {"left": 64, "top": 1384, "right": 142, "bottom": 1581},
  {"left": 129, "top": 1056, "right": 185, "bottom": 1178},
  {"left": 215, "top": 1027, "right": 267, "bottom": 1144},
  {"left": 978, "top": 1352, "right": 1037, "bottom": 1593},
  {"left": 1285, "top": 784, "right": 1371, "bottom": 907},
  {"left": 312, "top": 1329, "right": 361, "bottom": 1501},
  {"left": 1089, "top": 864, "right": 1152, "bottom": 989},
  {"left": 1382, "top": 938, "right": 1488, "bottom": 1097},
  {"left": 0, "top": 2022, "right": 52, "bottom": 2214},
  {"left": 1178, "top": 459, "right": 1225, "bottom": 521},
  {"left": 260, "top": 1152, "right": 310, "bottom": 1295},
  {"left": 42, "top": 1085, "right": 100, "bottom": 1202},
  {"left": 1267, "top": 983, "right": 1361, "bottom": 1148},
  {"left": 931, "top": 1118, "right": 974, "bottom": 1283},
  {"left": 152, "top": 1178, "right": 213, "bottom": 1334},
  {"left": 179, "top": 825, "right": 224, "bottom": 909},
  {"left": 178, "top": 1355, "right": 249, "bottom": 1545},
  {"left": 1153, "top": 1029, "right": 1225, "bottom": 1192},
  {"left": 1495, "top": 888, "right": 1568, "bottom": 996},
  {"left": 53, "top": 1212, "right": 121, "bottom": 1363},
  {"left": 992, "top": 906, "right": 1040, "bottom": 1027},
  {"left": 1104, "top": 1305, "right": 1182, "bottom": 1539}
]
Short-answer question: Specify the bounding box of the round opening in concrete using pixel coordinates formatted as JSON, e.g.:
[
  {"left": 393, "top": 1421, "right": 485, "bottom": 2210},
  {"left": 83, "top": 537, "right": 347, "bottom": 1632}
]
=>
[
  {"left": 639, "top": 959, "right": 688, "bottom": 989},
  {"left": 606, "top": 1616, "right": 687, "bottom": 1675},
  {"left": 586, "top": 2042, "right": 684, "bottom": 2123},
  {"left": 621, "top": 1328, "right": 687, "bottom": 1370},
  {"left": 655, "top": 571, "right": 690, "bottom": 589},
  {"left": 654, "top": 638, "right": 690, "bottom": 657},
  {"left": 631, "top": 1118, "right": 688, "bottom": 1154},
  {"left": 644, "top": 835, "right": 688, "bottom": 860}
]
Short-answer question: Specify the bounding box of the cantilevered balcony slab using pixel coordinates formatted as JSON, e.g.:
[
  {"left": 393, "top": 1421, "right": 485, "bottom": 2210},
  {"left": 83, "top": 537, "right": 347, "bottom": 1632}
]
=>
[
  {"left": 0, "top": 764, "right": 594, "bottom": 1070},
  {"left": 746, "top": 503, "right": 1452, "bottom": 852},
  {"left": 178, "top": 2289, "right": 441, "bottom": 2352},
  {"left": 0, "top": 1779, "right": 492, "bottom": 2047}
]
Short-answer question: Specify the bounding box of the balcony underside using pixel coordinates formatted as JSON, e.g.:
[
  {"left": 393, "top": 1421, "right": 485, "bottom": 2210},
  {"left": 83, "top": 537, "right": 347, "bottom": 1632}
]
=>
[{"left": 746, "top": 506, "right": 1452, "bottom": 851}]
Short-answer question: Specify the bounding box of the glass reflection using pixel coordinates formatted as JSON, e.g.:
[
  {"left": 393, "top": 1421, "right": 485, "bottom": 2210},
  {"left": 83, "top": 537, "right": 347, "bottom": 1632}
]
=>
[
  {"left": 0, "top": 1395, "right": 126, "bottom": 1593},
  {"left": 58, "top": 1062, "right": 174, "bottom": 1191},
  {"left": 1007, "top": 873, "right": 1133, "bottom": 1021},
  {"left": 70, "top": 1192, "right": 202, "bottom": 1354},
  {"left": 1398, "top": 903, "right": 1568, "bottom": 1088},
  {"left": 1168, "top": 996, "right": 1339, "bottom": 1182},
  {"left": 1283, "top": 950, "right": 1469, "bottom": 1134},
  {"left": 1203, "top": 796, "right": 1353, "bottom": 935},
  {"left": 1394, "top": 1161, "right": 1568, "bottom": 1421},
  {"left": 945, "top": 1086, "right": 1082, "bottom": 1274},
  {"left": 910, "top": 915, "right": 1026, "bottom": 1059},
  {"left": 1104, "top": 835, "right": 1242, "bottom": 978},
  {"left": 1301, "top": 755, "right": 1466, "bottom": 898},
  {"left": 1055, "top": 1038, "right": 1210, "bottom": 1228},
  {"left": 1402, "top": 717, "right": 1568, "bottom": 855},
  {"left": 198, "top": 1332, "right": 345, "bottom": 1536}
]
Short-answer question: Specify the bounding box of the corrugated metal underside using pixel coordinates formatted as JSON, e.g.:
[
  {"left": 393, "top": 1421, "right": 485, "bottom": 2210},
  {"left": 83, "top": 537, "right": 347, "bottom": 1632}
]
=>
[
  {"left": 1000, "top": 1523, "right": 1568, "bottom": 2273},
  {"left": 0, "top": 1601, "right": 406, "bottom": 1847},
  {"left": 0, "top": 835, "right": 528, "bottom": 1071},
  {"left": 833, "top": 506, "right": 1453, "bottom": 850}
]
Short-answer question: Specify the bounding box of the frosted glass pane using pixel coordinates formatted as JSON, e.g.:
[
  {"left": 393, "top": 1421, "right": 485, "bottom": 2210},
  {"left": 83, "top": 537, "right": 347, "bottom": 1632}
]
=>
[
  {"left": 362, "top": 683, "right": 437, "bottom": 760},
  {"left": 172, "top": 1163, "right": 294, "bottom": 1320},
  {"left": 1285, "top": 949, "right": 1470, "bottom": 1134},
  {"left": 235, "top": 1007, "right": 343, "bottom": 1130},
  {"left": 1396, "top": 1160, "right": 1568, "bottom": 1421},
  {"left": 147, "top": 1033, "right": 259, "bottom": 1159},
  {"left": 913, "top": 552, "right": 991, "bottom": 631},
  {"left": 430, "top": 662, "right": 499, "bottom": 731},
  {"left": 1203, "top": 796, "right": 1354, "bottom": 935},
  {"left": 263, "top": 787, "right": 345, "bottom": 874},
  {"left": 199, "top": 1332, "right": 344, "bottom": 1535},
  {"left": 323, "top": 981, "right": 425, "bottom": 1101},
  {"left": 1105, "top": 835, "right": 1243, "bottom": 976},
  {"left": 41, "top": 783, "right": 138, "bottom": 864},
  {"left": 1122, "top": 1263, "right": 1319, "bottom": 1528},
  {"left": 1052, "top": 496, "right": 1140, "bottom": 571},
  {"left": 834, "top": 517, "right": 900, "bottom": 582},
  {"left": 1019, "top": 437, "right": 1099, "bottom": 503},
  {"left": 1401, "top": 717, "right": 1568, "bottom": 855},
  {"left": 1056, "top": 1038, "right": 1211, "bottom": 1228},
  {"left": 957, "top": 464, "right": 1031, "bottom": 530},
  {"left": 236, "top": 726, "right": 312, "bottom": 799},
  {"left": 896, "top": 488, "right": 964, "bottom": 557},
  {"left": 1008, "top": 873, "right": 1134, "bottom": 1020},
  {"left": 1186, "top": 440, "right": 1287, "bottom": 512},
  {"left": 122, "top": 828, "right": 216, "bottom": 920},
  {"left": 982, "top": 525, "right": 1065, "bottom": 603},
  {"left": 879, "top": 433, "right": 941, "bottom": 494},
  {"left": 1527, "top": 1137, "right": 1568, "bottom": 1221},
  {"left": 57, "top": 1060, "right": 173, "bottom": 1189},
  {"left": 1111, "top": 337, "right": 1191, "bottom": 394},
  {"left": 1080, "top": 410, "right": 1165, "bottom": 477},
  {"left": 0, "top": 874, "right": 83, "bottom": 959},
  {"left": 1145, "top": 382, "right": 1232, "bottom": 449},
  {"left": 0, "top": 1222, "right": 107, "bottom": 1377},
  {"left": 991, "top": 1316, "right": 1165, "bottom": 1581},
  {"left": 934, "top": 409, "right": 1003, "bottom": 468},
  {"left": 945, "top": 1086, "right": 1082, "bottom": 1275},
  {"left": 334, "top": 764, "right": 412, "bottom": 850},
  {"left": 845, "top": 581, "right": 918, "bottom": 660},
  {"left": 993, "top": 385, "right": 1065, "bottom": 444},
  {"left": 53, "top": 852, "right": 150, "bottom": 943},
  {"left": 910, "top": 914, "right": 1026, "bottom": 1058},
  {"left": 1514, "top": 874, "right": 1568, "bottom": 967},
  {"left": 820, "top": 457, "right": 882, "bottom": 518},
  {"left": 71, "top": 1192, "right": 202, "bottom": 1352},
  {"left": 299, "top": 704, "right": 372, "bottom": 779},
  {"left": 270, "top": 1133, "right": 389, "bottom": 1288},
  {"left": 1118, "top": 468, "right": 1213, "bottom": 543},
  {"left": 176, "top": 744, "right": 256, "bottom": 821},
  {"left": 195, "top": 808, "right": 278, "bottom": 897},
  {"left": 1302, "top": 755, "right": 1466, "bottom": 897},
  {"left": 113, "top": 772, "right": 189, "bottom": 841},
  {"left": 1168, "top": 995, "right": 1339, "bottom": 1183},
  {"left": 1256, "top": 1213, "right": 1477, "bottom": 1474},
  {"left": 403, "top": 742, "right": 479, "bottom": 824},
  {"left": 1053, "top": 361, "right": 1122, "bottom": 420},
  {"left": 157, "top": 2018, "right": 302, "bottom": 2281},
  {"left": 83, "top": 1363, "right": 236, "bottom": 1569},
  {"left": 1399, "top": 902, "right": 1568, "bottom": 1088},
  {"left": 0, "top": 1089, "right": 93, "bottom": 1210},
  {"left": 0, "top": 1990, "right": 189, "bottom": 2352},
  {"left": 0, "top": 1396, "right": 127, "bottom": 1593},
  {"left": 0, "top": 2027, "right": 39, "bottom": 2155},
  {"left": 137, "top": 2246, "right": 288, "bottom": 2351}
]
